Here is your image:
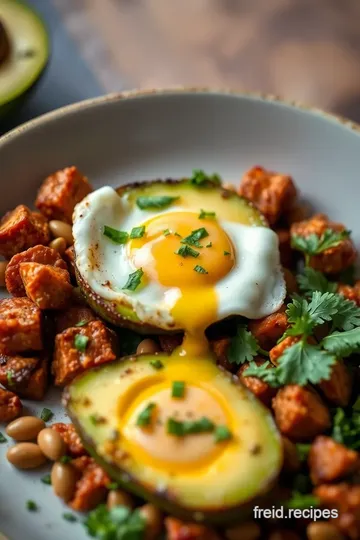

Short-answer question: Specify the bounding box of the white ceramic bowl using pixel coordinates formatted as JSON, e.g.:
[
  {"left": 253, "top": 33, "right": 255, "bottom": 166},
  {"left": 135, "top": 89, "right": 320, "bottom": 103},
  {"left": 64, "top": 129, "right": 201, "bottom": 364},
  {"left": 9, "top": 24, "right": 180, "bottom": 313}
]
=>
[{"left": 1, "top": 89, "right": 360, "bottom": 540}]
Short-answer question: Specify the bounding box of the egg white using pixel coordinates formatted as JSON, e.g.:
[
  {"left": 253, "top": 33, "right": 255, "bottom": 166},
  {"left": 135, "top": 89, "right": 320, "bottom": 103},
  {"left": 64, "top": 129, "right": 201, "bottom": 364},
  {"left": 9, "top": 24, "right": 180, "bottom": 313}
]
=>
[{"left": 73, "top": 186, "right": 286, "bottom": 329}]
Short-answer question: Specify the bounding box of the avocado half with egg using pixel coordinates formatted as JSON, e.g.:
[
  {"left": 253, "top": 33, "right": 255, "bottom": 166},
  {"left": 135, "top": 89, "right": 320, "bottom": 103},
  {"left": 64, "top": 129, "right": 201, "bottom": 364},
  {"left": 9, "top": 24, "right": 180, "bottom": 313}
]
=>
[
  {"left": 74, "top": 178, "right": 269, "bottom": 333},
  {"left": 0, "top": 0, "right": 49, "bottom": 118},
  {"left": 65, "top": 353, "right": 282, "bottom": 524}
]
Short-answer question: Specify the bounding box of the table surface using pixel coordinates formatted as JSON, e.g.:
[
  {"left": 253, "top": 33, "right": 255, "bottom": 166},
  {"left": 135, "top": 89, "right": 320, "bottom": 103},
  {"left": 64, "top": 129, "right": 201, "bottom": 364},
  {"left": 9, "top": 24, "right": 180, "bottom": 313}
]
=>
[{"left": 53, "top": 0, "right": 360, "bottom": 121}]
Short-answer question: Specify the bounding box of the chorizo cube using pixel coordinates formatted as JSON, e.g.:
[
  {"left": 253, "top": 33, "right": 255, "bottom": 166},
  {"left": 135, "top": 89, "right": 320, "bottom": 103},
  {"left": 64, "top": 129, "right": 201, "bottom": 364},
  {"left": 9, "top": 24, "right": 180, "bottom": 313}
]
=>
[
  {"left": 63, "top": 245, "right": 76, "bottom": 280},
  {"left": 272, "top": 385, "right": 330, "bottom": 441},
  {"left": 0, "top": 353, "right": 38, "bottom": 391},
  {"left": 51, "top": 423, "right": 86, "bottom": 457},
  {"left": 315, "top": 483, "right": 360, "bottom": 539},
  {"left": 269, "top": 335, "right": 301, "bottom": 365},
  {"left": 317, "top": 359, "right": 352, "bottom": 407},
  {"left": 309, "top": 436, "right": 359, "bottom": 485},
  {"left": 52, "top": 320, "right": 117, "bottom": 386},
  {"left": 276, "top": 228, "right": 293, "bottom": 268},
  {"left": 70, "top": 456, "right": 109, "bottom": 511},
  {"left": 290, "top": 213, "right": 356, "bottom": 274},
  {"left": 5, "top": 245, "right": 67, "bottom": 297},
  {"left": 35, "top": 166, "right": 92, "bottom": 223},
  {"left": 239, "top": 166, "right": 297, "bottom": 225},
  {"left": 0, "top": 205, "right": 50, "bottom": 259},
  {"left": 55, "top": 306, "right": 96, "bottom": 334},
  {"left": 210, "top": 337, "right": 237, "bottom": 372},
  {"left": 0, "top": 387, "right": 22, "bottom": 422},
  {"left": 164, "top": 517, "right": 220, "bottom": 540},
  {"left": 249, "top": 309, "right": 288, "bottom": 352},
  {"left": 19, "top": 262, "right": 72, "bottom": 310},
  {"left": 0, "top": 297, "right": 43, "bottom": 354},
  {"left": 337, "top": 282, "right": 360, "bottom": 306},
  {"left": 238, "top": 358, "right": 277, "bottom": 407}
]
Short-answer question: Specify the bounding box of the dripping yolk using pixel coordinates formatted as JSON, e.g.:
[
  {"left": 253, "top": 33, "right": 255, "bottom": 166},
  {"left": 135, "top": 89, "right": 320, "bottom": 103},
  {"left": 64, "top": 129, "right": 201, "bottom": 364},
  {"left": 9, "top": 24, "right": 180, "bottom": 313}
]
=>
[{"left": 129, "top": 212, "right": 235, "bottom": 356}]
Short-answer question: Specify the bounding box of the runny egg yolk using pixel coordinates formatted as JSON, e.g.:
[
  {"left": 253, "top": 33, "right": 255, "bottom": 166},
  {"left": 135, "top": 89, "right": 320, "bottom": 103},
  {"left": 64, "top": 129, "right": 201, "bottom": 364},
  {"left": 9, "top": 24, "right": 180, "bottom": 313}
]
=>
[{"left": 129, "top": 212, "right": 235, "bottom": 357}]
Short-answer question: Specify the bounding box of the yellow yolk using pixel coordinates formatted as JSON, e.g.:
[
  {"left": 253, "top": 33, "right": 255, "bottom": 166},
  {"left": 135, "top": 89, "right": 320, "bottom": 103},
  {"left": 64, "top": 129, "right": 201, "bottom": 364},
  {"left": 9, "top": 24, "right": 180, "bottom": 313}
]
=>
[{"left": 129, "top": 212, "right": 235, "bottom": 357}]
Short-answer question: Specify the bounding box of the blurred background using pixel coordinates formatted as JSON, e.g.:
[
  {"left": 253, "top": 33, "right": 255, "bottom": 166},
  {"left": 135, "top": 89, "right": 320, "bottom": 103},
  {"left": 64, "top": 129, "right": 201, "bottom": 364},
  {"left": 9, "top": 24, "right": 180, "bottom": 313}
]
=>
[{"left": 2, "top": 0, "right": 360, "bottom": 133}]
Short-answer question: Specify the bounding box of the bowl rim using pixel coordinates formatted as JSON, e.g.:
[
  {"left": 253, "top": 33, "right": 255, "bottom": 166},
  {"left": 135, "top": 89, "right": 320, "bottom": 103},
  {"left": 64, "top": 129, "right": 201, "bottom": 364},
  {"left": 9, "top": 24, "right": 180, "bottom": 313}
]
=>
[{"left": 1, "top": 87, "right": 360, "bottom": 148}]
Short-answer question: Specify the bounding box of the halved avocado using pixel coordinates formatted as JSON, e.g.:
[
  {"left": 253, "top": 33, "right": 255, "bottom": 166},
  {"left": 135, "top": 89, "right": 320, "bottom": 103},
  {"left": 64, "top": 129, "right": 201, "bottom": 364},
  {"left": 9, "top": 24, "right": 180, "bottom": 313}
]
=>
[
  {"left": 65, "top": 353, "right": 282, "bottom": 524},
  {"left": 0, "top": 1, "right": 49, "bottom": 117},
  {"left": 76, "top": 179, "right": 267, "bottom": 333}
]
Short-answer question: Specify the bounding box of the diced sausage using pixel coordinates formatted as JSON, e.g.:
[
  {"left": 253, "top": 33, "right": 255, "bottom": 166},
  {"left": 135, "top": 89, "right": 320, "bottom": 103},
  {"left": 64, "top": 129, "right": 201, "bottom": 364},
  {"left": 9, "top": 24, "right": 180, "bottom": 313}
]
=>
[
  {"left": 239, "top": 166, "right": 297, "bottom": 225},
  {"left": 52, "top": 320, "right": 118, "bottom": 386},
  {"left": 283, "top": 268, "right": 298, "bottom": 296},
  {"left": 269, "top": 336, "right": 300, "bottom": 365},
  {"left": 291, "top": 214, "right": 356, "bottom": 274},
  {"left": 0, "top": 353, "right": 48, "bottom": 400},
  {"left": 164, "top": 517, "right": 220, "bottom": 540},
  {"left": 210, "top": 337, "right": 237, "bottom": 372},
  {"left": 309, "top": 436, "right": 359, "bottom": 485},
  {"left": 249, "top": 309, "right": 288, "bottom": 351},
  {"left": 0, "top": 297, "right": 43, "bottom": 354},
  {"left": 0, "top": 205, "right": 50, "bottom": 259},
  {"left": 70, "top": 456, "right": 109, "bottom": 511},
  {"left": 0, "top": 387, "right": 22, "bottom": 422},
  {"left": 272, "top": 385, "right": 331, "bottom": 441},
  {"left": 238, "top": 357, "right": 277, "bottom": 407},
  {"left": 317, "top": 359, "right": 352, "bottom": 407},
  {"left": 54, "top": 306, "right": 97, "bottom": 334},
  {"left": 19, "top": 262, "right": 72, "bottom": 310},
  {"left": 63, "top": 245, "right": 76, "bottom": 280},
  {"left": 5, "top": 245, "right": 67, "bottom": 297},
  {"left": 51, "top": 423, "right": 87, "bottom": 457},
  {"left": 276, "top": 229, "right": 293, "bottom": 267},
  {"left": 315, "top": 483, "right": 360, "bottom": 540},
  {"left": 337, "top": 282, "right": 360, "bottom": 306},
  {"left": 35, "top": 166, "right": 92, "bottom": 223}
]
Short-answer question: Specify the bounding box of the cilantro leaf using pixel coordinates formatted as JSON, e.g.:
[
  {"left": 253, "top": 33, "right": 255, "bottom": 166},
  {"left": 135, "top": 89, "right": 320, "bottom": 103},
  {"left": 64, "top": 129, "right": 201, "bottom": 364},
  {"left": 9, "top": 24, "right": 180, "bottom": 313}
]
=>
[
  {"left": 103, "top": 226, "right": 129, "bottom": 244},
  {"left": 332, "top": 408, "right": 360, "bottom": 450},
  {"left": 331, "top": 296, "right": 360, "bottom": 331},
  {"left": 175, "top": 245, "right": 200, "bottom": 258},
  {"left": 275, "top": 340, "right": 336, "bottom": 386},
  {"left": 84, "top": 504, "right": 146, "bottom": 540},
  {"left": 122, "top": 268, "right": 144, "bottom": 291},
  {"left": 199, "top": 209, "right": 216, "bottom": 219},
  {"left": 321, "top": 328, "right": 360, "bottom": 357},
  {"left": 228, "top": 325, "right": 259, "bottom": 365},
  {"left": 297, "top": 268, "right": 337, "bottom": 296},
  {"left": 291, "top": 229, "right": 350, "bottom": 256},
  {"left": 285, "top": 295, "right": 312, "bottom": 336},
  {"left": 286, "top": 491, "right": 319, "bottom": 509},
  {"left": 189, "top": 170, "right": 221, "bottom": 186},
  {"left": 136, "top": 195, "right": 179, "bottom": 210},
  {"left": 181, "top": 227, "right": 209, "bottom": 248},
  {"left": 307, "top": 291, "right": 340, "bottom": 326},
  {"left": 129, "top": 225, "right": 145, "bottom": 239},
  {"left": 242, "top": 361, "right": 281, "bottom": 386}
]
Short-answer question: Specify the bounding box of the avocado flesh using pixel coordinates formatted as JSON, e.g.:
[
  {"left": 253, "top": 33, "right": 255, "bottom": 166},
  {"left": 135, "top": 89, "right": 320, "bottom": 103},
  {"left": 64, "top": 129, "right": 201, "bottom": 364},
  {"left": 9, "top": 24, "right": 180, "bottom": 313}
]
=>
[
  {"left": 76, "top": 179, "right": 267, "bottom": 332},
  {"left": 65, "top": 353, "right": 282, "bottom": 524},
  {"left": 0, "top": 1, "right": 49, "bottom": 113}
]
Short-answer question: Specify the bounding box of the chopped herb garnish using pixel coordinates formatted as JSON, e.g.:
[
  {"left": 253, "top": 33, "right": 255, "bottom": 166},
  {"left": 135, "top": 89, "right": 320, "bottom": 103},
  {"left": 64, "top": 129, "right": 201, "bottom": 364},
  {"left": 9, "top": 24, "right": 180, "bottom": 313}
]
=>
[
  {"left": 181, "top": 227, "right": 208, "bottom": 248},
  {"left": 296, "top": 443, "right": 311, "bottom": 462},
  {"left": 331, "top": 407, "right": 360, "bottom": 449},
  {"left": 130, "top": 226, "right": 145, "bottom": 239},
  {"left": 286, "top": 492, "right": 319, "bottom": 509},
  {"left": 60, "top": 455, "right": 72, "bottom": 464},
  {"left": 107, "top": 482, "right": 120, "bottom": 490},
  {"left": 89, "top": 414, "right": 102, "bottom": 425},
  {"left": 103, "top": 225, "right": 129, "bottom": 244},
  {"left": 150, "top": 359, "right": 164, "bottom": 370},
  {"left": 167, "top": 416, "right": 215, "bottom": 436},
  {"left": 122, "top": 268, "right": 144, "bottom": 291},
  {"left": 26, "top": 500, "right": 38, "bottom": 511},
  {"left": 63, "top": 513, "right": 77, "bottom": 522},
  {"left": 199, "top": 209, "right": 216, "bottom": 219},
  {"left": 194, "top": 265, "right": 208, "bottom": 274},
  {"left": 206, "top": 242, "right": 212, "bottom": 248},
  {"left": 175, "top": 245, "right": 199, "bottom": 258},
  {"left": 136, "top": 195, "right": 179, "bottom": 210},
  {"left": 84, "top": 504, "right": 146, "bottom": 539},
  {"left": 172, "top": 381, "right": 185, "bottom": 398},
  {"left": 224, "top": 250, "right": 231, "bottom": 256},
  {"left": 189, "top": 170, "right": 221, "bottom": 186},
  {"left": 74, "top": 334, "right": 89, "bottom": 352},
  {"left": 0, "top": 432, "right": 7, "bottom": 443},
  {"left": 6, "top": 371, "right": 14, "bottom": 386},
  {"left": 215, "top": 425, "right": 232, "bottom": 443},
  {"left": 75, "top": 319, "right": 88, "bottom": 327},
  {"left": 41, "top": 474, "right": 52, "bottom": 485},
  {"left": 163, "top": 228, "right": 171, "bottom": 236},
  {"left": 40, "top": 408, "right": 54, "bottom": 422},
  {"left": 174, "top": 232, "right": 182, "bottom": 238},
  {"left": 136, "top": 403, "right": 156, "bottom": 427}
]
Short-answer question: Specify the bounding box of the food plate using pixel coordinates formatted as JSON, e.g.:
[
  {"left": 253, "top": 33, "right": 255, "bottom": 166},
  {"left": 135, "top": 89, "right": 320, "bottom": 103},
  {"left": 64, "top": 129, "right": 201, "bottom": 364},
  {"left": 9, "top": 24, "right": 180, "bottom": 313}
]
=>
[{"left": 1, "top": 89, "right": 360, "bottom": 540}]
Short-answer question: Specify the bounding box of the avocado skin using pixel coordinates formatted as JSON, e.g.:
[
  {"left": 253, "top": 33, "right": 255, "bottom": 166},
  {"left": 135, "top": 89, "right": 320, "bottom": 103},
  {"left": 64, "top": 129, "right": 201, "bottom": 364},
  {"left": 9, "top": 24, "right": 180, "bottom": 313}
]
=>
[
  {"left": 75, "top": 179, "right": 267, "bottom": 332},
  {"left": 64, "top": 353, "right": 283, "bottom": 525}
]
